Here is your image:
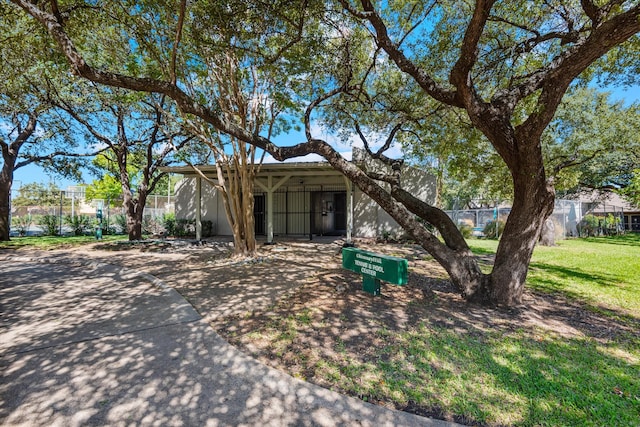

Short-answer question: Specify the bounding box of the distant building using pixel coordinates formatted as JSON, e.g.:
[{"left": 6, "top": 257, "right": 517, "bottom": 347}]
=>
[{"left": 573, "top": 190, "right": 640, "bottom": 232}]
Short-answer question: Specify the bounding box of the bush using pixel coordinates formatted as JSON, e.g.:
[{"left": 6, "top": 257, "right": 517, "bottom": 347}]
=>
[
  {"left": 39, "top": 214, "right": 60, "bottom": 236},
  {"left": 578, "top": 214, "right": 600, "bottom": 237},
  {"left": 457, "top": 223, "right": 473, "bottom": 239},
  {"left": 65, "top": 215, "right": 92, "bottom": 236},
  {"left": 162, "top": 212, "right": 176, "bottom": 236},
  {"left": 114, "top": 214, "right": 127, "bottom": 234},
  {"left": 603, "top": 213, "right": 621, "bottom": 235},
  {"left": 483, "top": 220, "right": 505, "bottom": 239},
  {"left": 202, "top": 220, "right": 214, "bottom": 237},
  {"left": 167, "top": 218, "right": 214, "bottom": 238},
  {"left": 175, "top": 219, "right": 195, "bottom": 237},
  {"left": 14, "top": 215, "right": 33, "bottom": 237},
  {"left": 143, "top": 215, "right": 164, "bottom": 235}
]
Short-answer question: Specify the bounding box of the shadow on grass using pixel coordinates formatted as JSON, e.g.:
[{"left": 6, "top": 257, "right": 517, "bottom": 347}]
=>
[
  {"left": 528, "top": 262, "right": 621, "bottom": 289},
  {"left": 527, "top": 262, "right": 640, "bottom": 328},
  {"left": 467, "top": 246, "right": 496, "bottom": 256},
  {"left": 378, "top": 327, "right": 640, "bottom": 426},
  {"left": 578, "top": 233, "right": 640, "bottom": 247},
  {"left": 0, "top": 235, "right": 127, "bottom": 250}
]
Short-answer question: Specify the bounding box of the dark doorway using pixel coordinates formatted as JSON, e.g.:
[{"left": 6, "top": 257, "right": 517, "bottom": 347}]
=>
[
  {"left": 333, "top": 192, "right": 347, "bottom": 232},
  {"left": 254, "top": 194, "right": 265, "bottom": 235},
  {"left": 310, "top": 191, "right": 346, "bottom": 236}
]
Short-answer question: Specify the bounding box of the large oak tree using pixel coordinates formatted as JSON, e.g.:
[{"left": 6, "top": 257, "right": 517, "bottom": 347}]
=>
[
  {"left": 0, "top": 3, "right": 96, "bottom": 240},
  {"left": 12, "top": 0, "right": 640, "bottom": 306},
  {"left": 50, "top": 85, "right": 193, "bottom": 240}
]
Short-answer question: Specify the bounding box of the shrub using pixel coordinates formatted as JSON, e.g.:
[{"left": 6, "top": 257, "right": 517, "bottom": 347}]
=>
[
  {"left": 14, "top": 215, "right": 33, "bottom": 237},
  {"left": 603, "top": 213, "right": 621, "bottom": 235},
  {"left": 39, "top": 214, "right": 60, "bottom": 236},
  {"left": 162, "top": 212, "right": 176, "bottom": 236},
  {"left": 202, "top": 220, "right": 214, "bottom": 237},
  {"left": 483, "top": 220, "right": 505, "bottom": 239},
  {"left": 175, "top": 219, "right": 195, "bottom": 237},
  {"left": 457, "top": 223, "right": 473, "bottom": 239},
  {"left": 143, "top": 215, "right": 164, "bottom": 235},
  {"left": 114, "top": 214, "right": 127, "bottom": 234},
  {"left": 578, "top": 214, "right": 600, "bottom": 237},
  {"left": 65, "top": 215, "right": 92, "bottom": 236}
]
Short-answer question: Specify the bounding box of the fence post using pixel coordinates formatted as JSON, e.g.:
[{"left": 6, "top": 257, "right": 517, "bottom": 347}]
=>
[{"left": 59, "top": 190, "right": 64, "bottom": 236}]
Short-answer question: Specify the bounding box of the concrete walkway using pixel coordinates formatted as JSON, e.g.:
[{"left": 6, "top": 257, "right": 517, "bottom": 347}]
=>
[{"left": 0, "top": 255, "right": 460, "bottom": 426}]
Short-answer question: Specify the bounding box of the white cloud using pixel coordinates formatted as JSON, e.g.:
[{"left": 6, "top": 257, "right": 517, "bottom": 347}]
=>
[
  {"left": 262, "top": 119, "right": 405, "bottom": 164},
  {"left": 262, "top": 151, "right": 352, "bottom": 164}
]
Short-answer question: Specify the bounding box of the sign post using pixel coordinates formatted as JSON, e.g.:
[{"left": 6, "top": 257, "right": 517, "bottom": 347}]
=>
[
  {"left": 96, "top": 207, "right": 103, "bottom": 240},
  {"left": 342, "top": 247, "right": 408, "bottom": 295}
]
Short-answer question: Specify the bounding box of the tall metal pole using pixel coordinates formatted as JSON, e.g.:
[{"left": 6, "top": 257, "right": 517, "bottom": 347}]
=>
[
  {"left": 495, "top": 200, "right": 500, "bottom": 240},
  {"left": 59, "top": 190, "right": 64, "bottom": 235}
]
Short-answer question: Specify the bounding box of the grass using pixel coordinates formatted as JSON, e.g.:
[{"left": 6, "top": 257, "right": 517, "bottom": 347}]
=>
[
  {"left": 240, "top": 234, "right": 640, "bottom": 426},
  {"left": 257, "top": 316, "right": 639, "bottom": 426},
  {"left": 0, "top": 234, "right": 128, "bottom": 249},
  {"left": 316, "top": 326, "right": 639, "bottom": 426},
  {"left": 468, "top": 234, "right": 640, "bottom": 315}
]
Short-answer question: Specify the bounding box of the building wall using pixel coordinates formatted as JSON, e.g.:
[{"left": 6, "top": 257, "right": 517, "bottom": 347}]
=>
[
  {"left": 175, "top": 178, "right": 233, "bottom": 235},
  {"left": 174, "top": 165, "right": 436, "bottom": 239}
]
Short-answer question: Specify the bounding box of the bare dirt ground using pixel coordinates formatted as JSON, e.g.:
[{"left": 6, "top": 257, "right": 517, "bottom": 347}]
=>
[{"left": 10, "top": 237, "right": 639, "bottom": 424}]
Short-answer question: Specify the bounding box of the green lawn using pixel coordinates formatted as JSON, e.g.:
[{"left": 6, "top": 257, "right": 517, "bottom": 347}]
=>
[
  {"left": 468, "top": 234, "right": 640, "bottom": 316},
  {"left": 0, "top": 234, "right": 128, "bottom": 249},
  {"left": 314, "top": 324, "right": 638, "bottom": 427},
  {"left": 243, "top": 235, "right": 640, "bottom": 426}
]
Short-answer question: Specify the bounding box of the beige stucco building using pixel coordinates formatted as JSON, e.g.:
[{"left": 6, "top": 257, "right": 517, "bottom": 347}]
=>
[{"left": 166, "top": 155, "right": 435, "bottom": 243}]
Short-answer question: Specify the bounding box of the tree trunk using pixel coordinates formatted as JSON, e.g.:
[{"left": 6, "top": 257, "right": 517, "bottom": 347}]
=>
[
  {"left": 0, "top": 183, "right": 11, "bottom": 241},
  {"left": 539, "top": 218, "right": 556, "bottom": 246},
  {"left": 123, "top": 190, "right": 145, "bottom": 241},
  {"left": 484, "top": 164, "right": 555, "bottom": 305},
  {"left": 0, "top": 159, "right": 16, "bottom": 242},
  {"left": 240, "top": 169, "right": 256, "bottom": 254}
]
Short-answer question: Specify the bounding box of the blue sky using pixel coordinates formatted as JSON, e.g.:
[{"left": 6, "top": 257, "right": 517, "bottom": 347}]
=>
[{"left": 12, "top": 83, "right": 640, "bottom": 191}]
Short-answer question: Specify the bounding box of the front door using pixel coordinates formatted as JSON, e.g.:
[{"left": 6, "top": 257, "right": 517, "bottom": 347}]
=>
[
  {"left": 333, "top": 192, "right": 347, "bottom": 232},
  {"left": 254, "top": 195, "right": 265, "bottom": 235}
]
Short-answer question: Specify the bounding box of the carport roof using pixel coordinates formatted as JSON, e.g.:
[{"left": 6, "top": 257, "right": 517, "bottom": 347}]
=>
[{"left": 161, "top": 161, "right": 346, "bottom": 177}]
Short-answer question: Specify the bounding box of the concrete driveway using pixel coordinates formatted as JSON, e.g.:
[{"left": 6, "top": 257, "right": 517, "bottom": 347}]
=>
[{"left": 0, "top": 255, "right": 457, "bottom": 426}]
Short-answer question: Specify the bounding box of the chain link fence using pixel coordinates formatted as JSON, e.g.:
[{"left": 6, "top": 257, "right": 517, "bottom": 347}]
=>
[
  {"left": 9, "top": 188, "right": 174, "bottom": 237},
  {"left": 446, "top": 199, "right": 583, "bottom": 239}
]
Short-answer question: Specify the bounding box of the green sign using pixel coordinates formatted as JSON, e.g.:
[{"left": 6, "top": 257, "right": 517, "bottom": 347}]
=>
[
  {"left": 342, "top": 247, "right": 408, "bottom": 295},
  {"left": 97, "top": 208, "right": 103, "bottom": 220}
]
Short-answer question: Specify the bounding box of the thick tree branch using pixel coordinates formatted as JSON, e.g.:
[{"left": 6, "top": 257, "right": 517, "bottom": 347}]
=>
[
  {"left": 450, "top": 0, "right": 496, "bottom": 107},
  {"left": 391, "top": 187, "right": 469, "bottom": 251},
  {"left": 50, "top": 0, "right": 64, "bottom": 25},
  {"left": 8, "top": 114, "right": 38, "bottom": 154},
  {"left": 341, "top": 0, "right": 461, "bottom": 107},
  {"left": 501, "top": 4, "right": 640, "bottom": 121},
  {"left": 516, "top": 5, "right": 640, "bottom": 138},
  {"left": 14, "top": 146, "right": 107, "bottom": 170},
  {"left": 170, "top": 0, "right": 187, "bottom": 85},
  {"left": 354, "top": 122, "right": 404, "bottom": 169}
]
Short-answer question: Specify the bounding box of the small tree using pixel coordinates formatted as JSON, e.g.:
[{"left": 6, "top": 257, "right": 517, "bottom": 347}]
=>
[{"left": 50, "top": 88, "right": 192, "bottom": 241}]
